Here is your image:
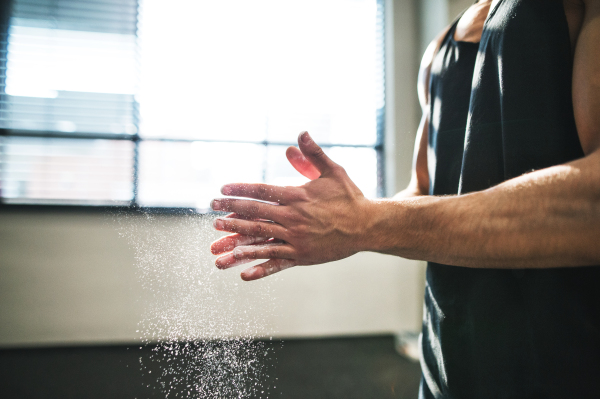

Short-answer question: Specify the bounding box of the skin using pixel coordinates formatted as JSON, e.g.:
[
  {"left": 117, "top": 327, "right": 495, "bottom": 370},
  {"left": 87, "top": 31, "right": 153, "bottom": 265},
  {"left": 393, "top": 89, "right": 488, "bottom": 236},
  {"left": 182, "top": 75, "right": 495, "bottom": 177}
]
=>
[{"left": 211, "top": 0, "right": 600, "bottom": 281}]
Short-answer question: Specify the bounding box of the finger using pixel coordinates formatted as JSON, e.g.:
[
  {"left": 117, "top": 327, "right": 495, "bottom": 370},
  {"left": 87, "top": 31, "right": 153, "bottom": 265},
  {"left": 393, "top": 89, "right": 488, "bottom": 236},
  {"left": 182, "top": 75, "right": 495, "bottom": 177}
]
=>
[
  {"left": 220, "top": 183, "right": 293, "bottom": 203},
  {"left": 297, "top": 131, "right": 339, "bottom": 176},
  {"left": 224, "top": 213, "right": 276, "bottom": 222},
  {"left": 215, "top": 243, "right": 293, "bottom": 269},
  {"left": 224, "top": 213, "right": 256, "bottom": 221},
  {"left": 210, "top": 233, "right": 270, "bottom": 255},
  {"left": 211, "top": 198, "right": 284, "bottom": 223},
  {"left": 215, "top": 253, "right": 255, "bottom": 269},
  {"left": 241, "top": 259, "right": 296, "bottom": 281},
  {"left": 233, "top": 243, "right": 294, "bottom": 261},
  {"left": 286, "top": 146, "right": 321, "bottom": 180},
  {"left": 213, "top": 217, "right": 287, "bottom": 240}
]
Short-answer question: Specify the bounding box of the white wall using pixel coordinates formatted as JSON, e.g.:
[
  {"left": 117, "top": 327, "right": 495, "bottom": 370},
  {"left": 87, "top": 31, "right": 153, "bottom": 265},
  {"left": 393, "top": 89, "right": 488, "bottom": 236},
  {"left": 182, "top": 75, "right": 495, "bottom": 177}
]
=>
[
  {"left": 418, "top": 0, "right": 473, "bottom": 55},
  {"left": 0, "top": 0, "right": 452, "bottom": 348},
  {"left": 0, "top": 211, "right": 426, "bottom": 347},
  {"left": 448, "top": 0, "right": 478, "bottom": 24}
]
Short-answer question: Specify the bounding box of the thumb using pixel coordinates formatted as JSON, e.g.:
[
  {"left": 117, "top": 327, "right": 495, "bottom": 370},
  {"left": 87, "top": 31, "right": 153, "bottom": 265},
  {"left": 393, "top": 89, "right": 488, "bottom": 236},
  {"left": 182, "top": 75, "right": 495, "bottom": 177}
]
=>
[
  {"left": 297, "top": 131, "right": 338, "bottom": 175},
  {"left": 286, "top": 146, "right": 321, "bottom": 180}
]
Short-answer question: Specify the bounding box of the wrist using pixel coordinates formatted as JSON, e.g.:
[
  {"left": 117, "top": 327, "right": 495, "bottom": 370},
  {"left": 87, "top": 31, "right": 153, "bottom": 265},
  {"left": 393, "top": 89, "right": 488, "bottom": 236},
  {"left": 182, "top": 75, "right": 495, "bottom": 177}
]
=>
[
  {"left": 354, "top": 198, "right": 390, "bottom": 253},
  {"left": 357, "top": 195, "right": 442, "bottom": 259}
]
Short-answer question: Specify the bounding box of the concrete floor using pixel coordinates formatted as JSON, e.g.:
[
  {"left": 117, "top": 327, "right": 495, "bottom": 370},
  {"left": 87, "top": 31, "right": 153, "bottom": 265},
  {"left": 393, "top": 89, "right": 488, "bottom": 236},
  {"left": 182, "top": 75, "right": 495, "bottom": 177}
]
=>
[{"left": 0, "top": 335, "right": 422, "bottom": 398}]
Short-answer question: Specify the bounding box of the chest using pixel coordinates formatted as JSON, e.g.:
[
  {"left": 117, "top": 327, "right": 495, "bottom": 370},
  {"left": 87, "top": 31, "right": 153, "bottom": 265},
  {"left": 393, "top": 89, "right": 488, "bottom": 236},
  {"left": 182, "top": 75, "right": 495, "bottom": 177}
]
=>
[{"left": 454, "top": 0, "right": 583, "bottom": 50}]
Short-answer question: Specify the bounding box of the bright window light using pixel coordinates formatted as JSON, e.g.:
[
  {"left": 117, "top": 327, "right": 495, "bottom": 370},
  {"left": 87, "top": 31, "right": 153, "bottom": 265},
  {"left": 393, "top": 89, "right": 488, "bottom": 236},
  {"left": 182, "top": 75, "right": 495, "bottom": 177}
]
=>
[
  {"left": 137, "top": 0, "right": 383, "bottom": 208},
  {"left": 138, "top": 0, "right": 378, "bottom": 146},
  {"left": 6, "top": 25, "right": 137, "bottom": 97},
  {"left": 0, "top": 0, "right": 384, "bottom": 207}
]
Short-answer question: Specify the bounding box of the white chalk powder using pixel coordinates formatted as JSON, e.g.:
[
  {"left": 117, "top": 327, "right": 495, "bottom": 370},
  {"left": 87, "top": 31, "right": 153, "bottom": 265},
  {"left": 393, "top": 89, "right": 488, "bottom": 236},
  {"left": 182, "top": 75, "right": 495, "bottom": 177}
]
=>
[{"left": 116, "top": 210, "right": 277, "bottom": 398}]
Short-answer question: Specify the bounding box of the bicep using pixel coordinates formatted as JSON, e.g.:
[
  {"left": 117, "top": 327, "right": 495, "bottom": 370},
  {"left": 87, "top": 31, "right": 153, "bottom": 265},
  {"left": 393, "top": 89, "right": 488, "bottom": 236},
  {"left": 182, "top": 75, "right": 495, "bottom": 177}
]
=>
[
  {"left": 394, "top": 112, "right": 429, "bottom": 198},
  {"left": 572, "top": 0, "right": 600, "bottom": 154},
  {"left": 407, "top": 43, "right": 439, "bottom": 196},
  {"left": 418, "top": 40, "right": 437, "bottom": 110},
  {"left": 412, "top": 112, "right": 430, "bottom": 195},
  {"left": 405, "top": 31, "right": 451, "bottom": 196},
  {"left": 398, "top": 27, "right": 455, "bottom": 198}
]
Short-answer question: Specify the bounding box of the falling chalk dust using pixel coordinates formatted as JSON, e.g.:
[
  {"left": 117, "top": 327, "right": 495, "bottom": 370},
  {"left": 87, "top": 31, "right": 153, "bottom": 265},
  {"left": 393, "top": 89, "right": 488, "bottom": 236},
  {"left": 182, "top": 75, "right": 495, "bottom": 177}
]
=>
[{"left": 115, "top": 210, "right": 279, "bottom": 398}]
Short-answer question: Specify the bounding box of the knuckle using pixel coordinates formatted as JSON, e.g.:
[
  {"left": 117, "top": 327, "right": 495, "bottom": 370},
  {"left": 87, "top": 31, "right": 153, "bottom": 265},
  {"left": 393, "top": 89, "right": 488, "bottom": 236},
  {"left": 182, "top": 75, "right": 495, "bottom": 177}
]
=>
[
  {"left": 252, "top": 223, "right": 263, "bottom": 235},
  {"left": 312, "top": 147, "right": 326, "bottom": 158},
  {"left": 295, "top": 224, "right": 309, "bottom": 236},
  {"left": 289, "top": 189, "right": 308, "bottom": 203},
  {"left": 226, "top": 198, "right": 239, "bottom": 211},
  {"left": 231, "top": 222, "right": 244, "bottom": 234},
  {"left": 233, "top": 248, "right": 243, "bottom": 259},
  {"left": 248, "top": 204, "right": 260, "bottom": 216},
  {"left": 268, "top": 247, "right": 280, "bottom": 258}
]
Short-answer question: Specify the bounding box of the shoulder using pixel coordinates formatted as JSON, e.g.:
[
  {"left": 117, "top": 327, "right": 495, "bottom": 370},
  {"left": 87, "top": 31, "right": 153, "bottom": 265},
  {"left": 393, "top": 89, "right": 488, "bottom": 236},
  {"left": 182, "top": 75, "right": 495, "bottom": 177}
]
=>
[{"left": 454, "top": 1, "right": 492, "bottom": 43}]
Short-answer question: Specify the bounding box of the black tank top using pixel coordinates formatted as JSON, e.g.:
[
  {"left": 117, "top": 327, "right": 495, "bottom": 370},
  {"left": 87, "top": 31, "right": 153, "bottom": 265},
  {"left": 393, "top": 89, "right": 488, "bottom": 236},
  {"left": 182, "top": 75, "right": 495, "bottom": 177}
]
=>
[
  {"left": 421, "top": 1, "right": 600, "bottom": 398},
  {"left": 427, "top": 18, "right": 478, "bottom": 195}
]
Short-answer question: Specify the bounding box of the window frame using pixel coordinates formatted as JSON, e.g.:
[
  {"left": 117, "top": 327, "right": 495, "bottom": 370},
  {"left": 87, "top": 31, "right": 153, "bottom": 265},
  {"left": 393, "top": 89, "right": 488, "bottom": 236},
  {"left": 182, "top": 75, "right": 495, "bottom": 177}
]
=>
[{"left": 0, "top": 0, "right": 386, "bottom": 213}]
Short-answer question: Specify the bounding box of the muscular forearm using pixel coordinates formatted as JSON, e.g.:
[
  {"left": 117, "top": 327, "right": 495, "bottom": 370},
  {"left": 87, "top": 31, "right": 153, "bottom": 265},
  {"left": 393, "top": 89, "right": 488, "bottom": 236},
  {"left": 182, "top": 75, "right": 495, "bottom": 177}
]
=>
[{"left": 363, "top": 150, "right": 600, "bottom": 268}]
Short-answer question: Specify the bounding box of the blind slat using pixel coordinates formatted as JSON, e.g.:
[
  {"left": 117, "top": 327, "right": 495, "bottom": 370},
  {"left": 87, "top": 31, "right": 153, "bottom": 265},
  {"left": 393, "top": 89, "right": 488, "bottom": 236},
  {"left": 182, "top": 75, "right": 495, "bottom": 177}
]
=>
[
  {"left": 13, "top": 0, "right": 137, "bottom": 34},
  {"left": 1, "top": 0, "right": 385, "bottom": 207},
  {"left": 1, "top": 0, "right": 138, "bottom": 147}
]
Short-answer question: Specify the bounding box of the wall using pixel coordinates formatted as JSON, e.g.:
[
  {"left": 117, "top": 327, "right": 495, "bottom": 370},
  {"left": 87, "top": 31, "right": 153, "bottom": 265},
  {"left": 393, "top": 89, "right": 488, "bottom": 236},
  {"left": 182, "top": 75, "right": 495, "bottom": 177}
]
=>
[
  {"left": 418, "top": 0, "right": 477, "bottom": 54},
  {"left": 449, "top": 0, "right": 478, "bottom": 24},
  {"left": 0, "top": 0, "right": 443, "bottom": 348},
  {"left": 0, "top": 210, "right": 427, "bottom": 347}
]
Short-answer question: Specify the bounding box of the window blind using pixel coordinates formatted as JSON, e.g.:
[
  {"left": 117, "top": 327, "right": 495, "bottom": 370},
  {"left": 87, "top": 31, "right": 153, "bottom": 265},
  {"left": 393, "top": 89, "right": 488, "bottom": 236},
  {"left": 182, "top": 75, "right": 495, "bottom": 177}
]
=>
[
  {"left": 1, "top": 0, "right": 386, "bottom": 208},
  {"left": 0, "top": 0, "right": 138, "bottom": 204},
  {"left": 1, "top": 0, "right": 138, "bottom": 135}
]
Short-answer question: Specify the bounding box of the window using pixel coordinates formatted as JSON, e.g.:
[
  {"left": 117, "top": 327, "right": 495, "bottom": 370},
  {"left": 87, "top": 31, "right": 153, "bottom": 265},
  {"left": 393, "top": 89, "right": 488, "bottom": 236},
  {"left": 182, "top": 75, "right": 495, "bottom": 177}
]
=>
[{"left": 0, "top": 0, "right": 385, "bottom": 209}]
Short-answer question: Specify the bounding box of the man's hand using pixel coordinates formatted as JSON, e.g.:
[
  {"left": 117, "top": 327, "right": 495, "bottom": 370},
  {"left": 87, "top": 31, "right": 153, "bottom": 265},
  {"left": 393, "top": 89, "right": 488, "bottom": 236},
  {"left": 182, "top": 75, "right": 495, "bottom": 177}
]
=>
[{"left": 210, "top": 131, "right": 371, "bottom": 281}]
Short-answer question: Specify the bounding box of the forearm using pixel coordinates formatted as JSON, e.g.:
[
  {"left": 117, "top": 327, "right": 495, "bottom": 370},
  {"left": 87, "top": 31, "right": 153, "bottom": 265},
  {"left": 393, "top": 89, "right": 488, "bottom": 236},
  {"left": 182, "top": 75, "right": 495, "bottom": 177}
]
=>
[{"left": 362, "top": 151, "right": 600, "bottom": 268}]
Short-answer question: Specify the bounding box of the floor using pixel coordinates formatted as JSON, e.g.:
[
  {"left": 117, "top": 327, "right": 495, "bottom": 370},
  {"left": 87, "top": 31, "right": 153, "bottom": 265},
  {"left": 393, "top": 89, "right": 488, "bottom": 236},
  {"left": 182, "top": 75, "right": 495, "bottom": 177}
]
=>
[{"left": 0, "top": 335, "right": 422, "bottom": 399}]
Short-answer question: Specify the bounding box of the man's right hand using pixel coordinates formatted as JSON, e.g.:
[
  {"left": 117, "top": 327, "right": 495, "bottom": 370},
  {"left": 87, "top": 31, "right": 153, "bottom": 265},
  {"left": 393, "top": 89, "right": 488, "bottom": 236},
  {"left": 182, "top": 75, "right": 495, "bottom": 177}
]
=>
[{"left": 210, "top": 132, "right": 372, "bottom": 281}]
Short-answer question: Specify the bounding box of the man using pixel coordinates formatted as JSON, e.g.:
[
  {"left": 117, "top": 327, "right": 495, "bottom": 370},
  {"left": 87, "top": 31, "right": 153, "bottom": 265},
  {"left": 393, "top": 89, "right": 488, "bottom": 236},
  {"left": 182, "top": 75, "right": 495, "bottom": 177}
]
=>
[{"left": 211, "top": 0, "right": 600, "bottom": 397}]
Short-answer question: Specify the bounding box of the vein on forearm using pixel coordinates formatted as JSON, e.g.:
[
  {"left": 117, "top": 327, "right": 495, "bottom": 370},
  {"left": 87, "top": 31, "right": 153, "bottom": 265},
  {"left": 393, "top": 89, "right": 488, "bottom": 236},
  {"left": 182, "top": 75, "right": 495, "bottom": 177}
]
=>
[{"left": 368, "top": 151, "right": 600, "bottom": 268}]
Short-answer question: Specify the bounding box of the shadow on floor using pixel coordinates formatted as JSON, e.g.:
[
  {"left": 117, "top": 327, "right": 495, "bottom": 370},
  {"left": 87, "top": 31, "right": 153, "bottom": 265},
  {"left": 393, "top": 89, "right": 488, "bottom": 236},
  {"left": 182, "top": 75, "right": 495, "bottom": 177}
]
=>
[{"left": 0, "top": 335, "right": 421, "bottom": 398}]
